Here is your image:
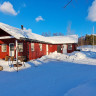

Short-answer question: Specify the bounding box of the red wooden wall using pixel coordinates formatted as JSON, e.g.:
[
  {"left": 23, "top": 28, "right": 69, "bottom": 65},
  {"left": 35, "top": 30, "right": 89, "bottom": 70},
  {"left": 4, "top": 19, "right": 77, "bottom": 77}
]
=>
[
  {"left": 48, "top": 44, "right": 77, "bottom": 54},
  {"left": 0, "top": 38, "right": 28, "bottom": 59},
  {"left": 48, "top": 44, "right": 57, "bottom": 54},
  {"left": 0, "top": 38, "right": 15, "bottom": 59},
  {"left": 67, "top": 44, "right": 77, "bottom": 53},
  {"left": 0, "top": 38, "right": 77, "bottom": 60},
  {"left": 28, "top": 42, "right": 46, "bottom": 60}
]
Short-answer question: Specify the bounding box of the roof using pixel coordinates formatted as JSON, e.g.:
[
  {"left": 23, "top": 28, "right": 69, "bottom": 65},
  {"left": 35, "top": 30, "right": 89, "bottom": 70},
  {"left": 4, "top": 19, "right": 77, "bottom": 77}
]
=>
[
  {"left": 0, "top": 22, "right": 78, "bottom": 44},
  {"left": 46, "top": 35, "right": 78, "bottom": 44}
]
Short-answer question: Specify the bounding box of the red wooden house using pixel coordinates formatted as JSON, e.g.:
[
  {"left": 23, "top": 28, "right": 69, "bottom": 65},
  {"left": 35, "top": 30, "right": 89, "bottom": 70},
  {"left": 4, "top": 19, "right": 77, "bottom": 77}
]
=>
[{"left": 0, "top": 23, "right": 78, "bottom": 61}]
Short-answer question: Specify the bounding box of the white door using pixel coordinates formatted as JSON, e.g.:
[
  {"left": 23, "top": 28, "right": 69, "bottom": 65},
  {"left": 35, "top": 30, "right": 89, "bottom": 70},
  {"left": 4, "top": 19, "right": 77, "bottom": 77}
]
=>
[
  {"left": 46, "top": 44, "right": 48, "bottom": 55},
  {"left": 63, "top": 44, "right": 67, "bottom": 54},
  {"left": 9, "top": 43, "right": 14, "bottom": 56}
]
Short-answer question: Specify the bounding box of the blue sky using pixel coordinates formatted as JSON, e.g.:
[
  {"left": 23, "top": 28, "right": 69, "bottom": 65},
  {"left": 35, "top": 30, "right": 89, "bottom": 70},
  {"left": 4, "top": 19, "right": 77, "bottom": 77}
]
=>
[{"left": 0, "top": 0, "right": 96, "bottom": 37}]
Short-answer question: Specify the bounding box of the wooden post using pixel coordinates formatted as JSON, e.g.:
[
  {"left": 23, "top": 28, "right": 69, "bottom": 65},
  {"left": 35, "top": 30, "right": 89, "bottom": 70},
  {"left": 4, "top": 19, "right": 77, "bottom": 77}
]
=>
[{"left": 16, "top": 40, "right": 18, "bottom": 72}]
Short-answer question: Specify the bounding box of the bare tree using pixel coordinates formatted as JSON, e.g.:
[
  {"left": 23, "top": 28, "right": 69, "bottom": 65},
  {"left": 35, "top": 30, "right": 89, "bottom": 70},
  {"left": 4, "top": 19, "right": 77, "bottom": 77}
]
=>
[
  {"left": 42, "top": 32, "right": 45, "bottom": 36},
  {"left": 53, "top": 32, "right": 58, "bottom": 36},
  {"left": 42, "top": 31, "right": 51, "bottom": 37},
  {"left": 58, "top": 32, "right": 64, "bottom": 36},
  {"left": 53, "top": 32, "right": 64, "bottom": 36},
  {"left": 66, "top": 22, "right": 75, "bottom": 35}
]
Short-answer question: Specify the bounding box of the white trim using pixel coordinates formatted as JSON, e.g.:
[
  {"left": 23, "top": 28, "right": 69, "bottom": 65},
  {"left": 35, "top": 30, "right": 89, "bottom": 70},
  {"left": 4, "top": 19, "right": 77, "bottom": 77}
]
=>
[
  {"left": 18, "top": 43, "right": 23, "bottom": 52},
  {"left": 46, "top": 44, "right": 48, "bottom": 55},
  {"left": 9, "top": 43, "right": 14, "bottom": 56},
  {"left": 16, "top": 40, "right": 18, "bottom": 61},
  {"left": 0, "top": 36, "right": 14, "bottom": 39},
  {"left": 63, "top": 44, "right": 67, "bottom": 54},
  {"left": 39, "top": 44, "right": 42, "bottom": 51},
  {"left": 31, "top": 43, "right": 34, "bottom": 51}
]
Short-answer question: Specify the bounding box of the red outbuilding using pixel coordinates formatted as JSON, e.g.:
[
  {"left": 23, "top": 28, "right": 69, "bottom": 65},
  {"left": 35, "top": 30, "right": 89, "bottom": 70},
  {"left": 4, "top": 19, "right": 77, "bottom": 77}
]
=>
[{"left": 0, "top": 23, "right": 78, "bottom": 61}]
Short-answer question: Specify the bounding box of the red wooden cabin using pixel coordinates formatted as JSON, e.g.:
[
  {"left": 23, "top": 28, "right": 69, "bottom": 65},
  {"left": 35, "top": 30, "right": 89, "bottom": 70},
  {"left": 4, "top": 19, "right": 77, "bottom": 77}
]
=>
[{"left": 0, "top": 23, "right": 78, "bottom": 61}]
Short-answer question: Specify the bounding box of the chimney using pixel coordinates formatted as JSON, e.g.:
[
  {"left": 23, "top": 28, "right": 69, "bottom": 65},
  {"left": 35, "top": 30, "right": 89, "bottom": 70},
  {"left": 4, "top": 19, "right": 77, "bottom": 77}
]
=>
[{"left": 21, "top": 25, "right": 23, "bottom": 30}]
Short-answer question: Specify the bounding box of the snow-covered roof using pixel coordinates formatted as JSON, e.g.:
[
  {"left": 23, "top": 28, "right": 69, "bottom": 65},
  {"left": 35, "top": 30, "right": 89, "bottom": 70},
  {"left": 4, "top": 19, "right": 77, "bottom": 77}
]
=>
[
  {"left": 46, "top": 35, "right": 78, "bottom": 44},
  {"left": 0, "top": 22, "right": 78, "bottom": 44},
  {"left": 0, "top": 22, "right": 52, "bottom": 43}
]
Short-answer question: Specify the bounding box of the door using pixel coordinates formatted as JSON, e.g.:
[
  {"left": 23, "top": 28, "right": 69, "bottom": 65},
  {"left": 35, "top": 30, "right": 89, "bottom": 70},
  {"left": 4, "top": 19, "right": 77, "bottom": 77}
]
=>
[
  {"left": 63, "top": 44, "right": 67, "bottom": 54},
  {"left": 46, "top": 44, "right": 48, "bottom": 55},
  {"left": 57, "top": 45, "right": 61, "bottom": 53},
  {"left": 9, "top": 43, "right": 14, "bottom": 56}
]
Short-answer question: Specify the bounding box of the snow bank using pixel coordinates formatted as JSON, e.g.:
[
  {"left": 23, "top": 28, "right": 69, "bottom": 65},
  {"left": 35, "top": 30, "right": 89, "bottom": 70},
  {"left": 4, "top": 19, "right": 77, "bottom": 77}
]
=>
[
  {"left": 78, "top": 45, "right": 96, "bottom": 52},
  {"left": 30, "top": 50, "right": 96, "bottom": 66},
  {"left": 69, "top": 51, "right": 87, "bottom": 60}
]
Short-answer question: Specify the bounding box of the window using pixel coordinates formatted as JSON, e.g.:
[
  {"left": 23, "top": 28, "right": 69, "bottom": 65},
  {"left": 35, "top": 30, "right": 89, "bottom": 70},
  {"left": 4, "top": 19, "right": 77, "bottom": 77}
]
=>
[
  {"left": 39, "top": 44, "right": 42, "bottom": 51},
  {"left": 2, "top": 44, "right": 7, "bottom": 52},
  {"left": 31, "top": 43, "right": 34, "bottom": 51},
  {"left": 10, "top": 44, "right": 14, "bottom": 51},
  {"left": 68, "top": 44, "right": 72, "bottom": 50},
  {"left": 18, "top": 43, "right": 23, "bottom": 52}
]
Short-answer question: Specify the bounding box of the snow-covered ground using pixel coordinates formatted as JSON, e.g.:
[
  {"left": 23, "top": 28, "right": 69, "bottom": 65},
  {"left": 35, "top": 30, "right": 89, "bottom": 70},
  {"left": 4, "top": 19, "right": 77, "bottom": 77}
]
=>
[
  {"left": 0, "top": 60, "right": 31, "bottom": 72},
  {"left": 0, "top": 45, "right": 96, "bottom": 96},
  {"left": 78, "top": 45, "right": 96, "bottom": 52}
]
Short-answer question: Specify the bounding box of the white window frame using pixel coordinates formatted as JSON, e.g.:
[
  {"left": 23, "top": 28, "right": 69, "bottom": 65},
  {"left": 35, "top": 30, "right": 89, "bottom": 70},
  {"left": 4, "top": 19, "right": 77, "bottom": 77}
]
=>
[
  {"left": 18, "top": 43, "right": 23, "bottom": 52},
  {"left": 68, "top": 44, "right": 72, "bottom": 50},
  {"left": 31, "top": 43, "right": 34, "bottom": 51},
  {"left": 2, "top": 44, "right": 7, "bottom": 52},
  {"left": 39, "top": 44, "right": 42, "bottom": 51}
]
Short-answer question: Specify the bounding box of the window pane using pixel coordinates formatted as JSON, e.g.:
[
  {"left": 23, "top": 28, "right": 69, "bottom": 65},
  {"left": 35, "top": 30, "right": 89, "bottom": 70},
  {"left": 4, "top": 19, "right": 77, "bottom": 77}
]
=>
[
  {"left": 39, "top": 44, "right": 42, "bottom": 51},
  {"left": 31, "top": 43, "right": 34, "bottom": 51},
  {"left": 10, "top": 44, "right": 14, "bottom": 51},
  {"left": 18, "top": 43, "right": 23, "bottom": 52},
  {"left": 2, "top": 44, "right": 7, "bottom": 52},
  {"left": 68, "top": 44, "right": 72, "bottom": 50}
]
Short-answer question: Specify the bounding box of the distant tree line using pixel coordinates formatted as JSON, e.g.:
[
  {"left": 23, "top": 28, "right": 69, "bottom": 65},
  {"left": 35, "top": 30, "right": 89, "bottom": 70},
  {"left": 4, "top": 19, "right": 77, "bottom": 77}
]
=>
[{"left": 78, "top": 34, "right": 96, "bottom": 46}]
